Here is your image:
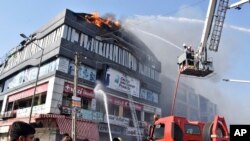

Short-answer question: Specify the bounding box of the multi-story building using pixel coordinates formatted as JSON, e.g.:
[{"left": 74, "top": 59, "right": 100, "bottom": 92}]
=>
[
  {"left": 160, "top": 75, "right": 217, "bottom": 122},
  {"left": 199, "top": 95, "right": 217, "bottom": 122},
  {"left": 0, "top": 9, "right": 161, "bottom": 141}
]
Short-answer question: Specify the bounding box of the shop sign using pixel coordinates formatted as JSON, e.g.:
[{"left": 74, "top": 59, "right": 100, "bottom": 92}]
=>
[
  {"left": 106, "top": 68, "right": 140, "bottom": 97},
  {"left": 16, "top": 104, "right": 47, "bottom": 118},
  {"left": 72, "top": 96, "right": 81, "bottom": 107},
  {"left": 126, "top": 127, "right": 144, "bottom": 136},
  {"left": 99, "top": 123, "right": 124, "bottom": 134},
  {"left": 57, "top": 57, "right": 69, "bottom": 73},
  {"left": 104, "top": 114, "right": 130, "bottom": 127},
  {"left": 64, "top": 82, "right": 94, "bottom": 98},
  {"left": 143, "top": 105, "right": 157, "bottom": 113},
  {"left": 108, "top": 96, "right": 143, "bottom": 111},
  {"left": 77, "top": 109, "right": 103, "bottom": 122}
]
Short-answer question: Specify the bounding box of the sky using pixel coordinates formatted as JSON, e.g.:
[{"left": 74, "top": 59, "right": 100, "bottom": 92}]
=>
[{"left": 1, "top": 0, "right": 250, "bottom": 125}]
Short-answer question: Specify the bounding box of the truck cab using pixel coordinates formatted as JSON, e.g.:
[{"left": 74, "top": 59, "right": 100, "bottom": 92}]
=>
[{"left": 147, "top": 115, "right": 229, "bottom": 141}]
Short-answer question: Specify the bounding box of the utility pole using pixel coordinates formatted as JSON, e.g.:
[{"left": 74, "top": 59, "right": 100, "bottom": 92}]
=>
[{"left": 72, "top": 52, "right": 79, "bottom": 141}]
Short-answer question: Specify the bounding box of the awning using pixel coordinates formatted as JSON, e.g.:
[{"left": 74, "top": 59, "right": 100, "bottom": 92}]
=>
[
  {"left": 56, "top": 118, "right": 99, "bottom": 141},
  {"left": 8, "top": 83, "right": 48, "bottom": 102},
  {"left": 0, "top": 117, "right": 36, "bottom": 127}
]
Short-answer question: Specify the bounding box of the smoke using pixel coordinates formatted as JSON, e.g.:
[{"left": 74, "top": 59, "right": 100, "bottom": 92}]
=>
[{"left": 123, "top": 15, "right": 250, "bottom": 125}]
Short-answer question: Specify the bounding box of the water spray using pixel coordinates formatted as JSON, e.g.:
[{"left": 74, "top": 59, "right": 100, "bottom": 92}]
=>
[{"left": 94, "top": 83, "right": 113, "bottom": 141}]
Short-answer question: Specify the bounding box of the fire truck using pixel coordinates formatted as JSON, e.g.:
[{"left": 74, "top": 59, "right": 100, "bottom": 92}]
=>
[
  {"left": 147, "top": 115, "right": 229, "bottom": 141},
  {"left": 147, "top": 0, "right": 249, "bottom": 140}
]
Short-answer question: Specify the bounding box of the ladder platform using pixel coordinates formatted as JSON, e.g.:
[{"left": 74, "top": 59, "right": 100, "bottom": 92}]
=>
[{"left": 180, "top": 65, "right": 213, "bottom": 77}]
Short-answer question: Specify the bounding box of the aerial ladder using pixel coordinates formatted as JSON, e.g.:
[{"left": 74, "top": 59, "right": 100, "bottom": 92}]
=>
[
  {"left": 177, "top": 0, "right": 250, "bottom": 77},
  {"left": 128, "top": 92, "right": 142, "bottom": 141},
  {"left": 125, "top": 75, "right": 142, "bottom": 141},
  {"left": 145, "top": 0, "right": 250, "bottom": 141}
]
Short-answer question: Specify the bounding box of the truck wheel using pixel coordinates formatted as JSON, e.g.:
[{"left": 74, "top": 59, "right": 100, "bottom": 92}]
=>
[{"left": 203, "top": 122, "right": 224, "bottom": 141}]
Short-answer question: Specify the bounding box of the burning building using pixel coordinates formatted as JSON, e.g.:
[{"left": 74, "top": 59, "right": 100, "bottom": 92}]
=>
[{"left": 0, "top": 9, "right": 161, "bottom": 141}]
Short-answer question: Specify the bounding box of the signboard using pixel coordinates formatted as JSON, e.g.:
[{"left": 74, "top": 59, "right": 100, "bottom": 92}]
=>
[
  {"left": 79, "top": 65, "right": 96, "bottom": 82},
  {"left": 16, "top": 104, "right": 47, "bottom": 118},
  {"left": 106, "top": 68, "right": 140, "bottom": 97},
  {"left": 77, "top": 109, "right": 103, "bottom": 122},
  {"left": 153, "top": 92, "right": 159, "bottom": 103},
  {"left": 140, "top": 89, "right": 147, "bottom": 99},
  {"left": 146, "top": 90, "right": 153, "bottom": 101},
  {"left": 108, "top": 96, "right": 143, "bottom": 111},
  {"left": 64, "top": 82, "right": 94, "bottom": 98},
  {"left": 92, "top": 111, "right": 104, "bottom": 121},
  {"left": 72, "top": 96, "right": 81, "bottom": 107},
  {"left": 57, "top": 57, "right": 69, "bottom": 73},
  {"left": 126, "top": 127, "right": 144, "bottom": 136},
  {"left": 91, "top": 99, "right": 96, "bottom": 111},
  {"left": 99, "top": 123, "right": 124, "bottom": 134},
  {"left": 144, "top": 105, "right": 157, "bottom": 113},
  {"left": 104, "top": 114, "right": 130, "bottom": 127},
  {"left": 69, "top": 63, "right": 97, "bottom": 82},
  {"left": 140, "top": 88, "right": 159, "bottom": 103}
]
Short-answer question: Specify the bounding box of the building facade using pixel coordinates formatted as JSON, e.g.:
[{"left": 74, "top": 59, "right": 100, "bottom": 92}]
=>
[
  {"left": 160, "top": 75, "right": 217, "bottom": 122},
  {"left": 0, "top": 9, "right": 161, "bottom": 141}
]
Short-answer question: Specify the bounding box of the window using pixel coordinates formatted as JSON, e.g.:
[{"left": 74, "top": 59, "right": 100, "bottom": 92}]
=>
[
  {"left": 74, "top": 30, "right": 80, "bottom": 43},
  {"left": 109, "top": 44, "right": 113, "bottom": 60},
  {"left": 7, "top": 102, "right": 14, "bottom": 111},
  {"left": 144, "top": 112, "right": 154, "bottom": 123},
  {"left": 91, "top": 38, "right": 95, "bottom": 52},
  {"left": 106, "top": 43, "right": 110, "bottom": 58},
  {"left": 108, "top": 103, "right": 119, "bottom": 116},
  {"left": 62, "top": 93, "right": 72, "bottom": 107},
  {"left": 0, "top": 100, "right": 3, "bottom": 112},
  {"left": 67, "top": 26, "right": 72, "bottom": 41},
  {"left": 93, "top": 39, "right": 98, "bottom": 53},
  {"left": 13, "top": 93, "right": 47, "bottom": 110},
  {"left": 98, "top": 42, "right": 103, "bottom": 55},
  {"left": 84, "top": 35, "right": 88, "bottom": 49},
  {"left": 123, "top": 107, "right": 131, "bottom": 119},
  {"left": 86, "top": 36, "right": 92, "bottom": 50},
  {"left": 96, "top": 100, "right": 105, "bottom": 113},
  {"left": 102, "top": 43, "right": 106, "bottom": 57},
  {"left": 81, "top": 97, "right": 91, "bottom": 109},
  {"left": 62, "top": 25, "right": 68, "bottom": 39},
  {"left": 184, "top": 124, "right": 201, "bottom": 134},
  {"left": 153, "top": 124, "right": 165, "bottom": 140},
  {"left": 136, "top": 110, "right": 141, "bottom": 121}
]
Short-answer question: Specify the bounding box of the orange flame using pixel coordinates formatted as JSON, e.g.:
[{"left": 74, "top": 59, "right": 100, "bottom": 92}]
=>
[{"left": 85, "top": 11, "right": 120, "bottom": 28}]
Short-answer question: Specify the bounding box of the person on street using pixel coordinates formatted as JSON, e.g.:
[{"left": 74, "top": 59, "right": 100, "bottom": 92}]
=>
[{"left": 9, "top": 121, "right": 36, "bottom": 141}]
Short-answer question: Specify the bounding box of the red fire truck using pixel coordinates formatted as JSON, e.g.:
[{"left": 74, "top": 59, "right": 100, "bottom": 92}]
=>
[{"left": 147, "top": 0, "right": 250, "bottom": 140}]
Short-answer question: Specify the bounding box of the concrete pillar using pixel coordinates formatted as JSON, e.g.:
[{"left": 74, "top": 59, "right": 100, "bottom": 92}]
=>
[{"left": 119, "top": 105, "right": 123, "bottom": 117}]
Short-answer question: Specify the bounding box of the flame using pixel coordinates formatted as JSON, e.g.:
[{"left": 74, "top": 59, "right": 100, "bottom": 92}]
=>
[{"left": 85, "top": 11, "right": 120, "bottom": 28}]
